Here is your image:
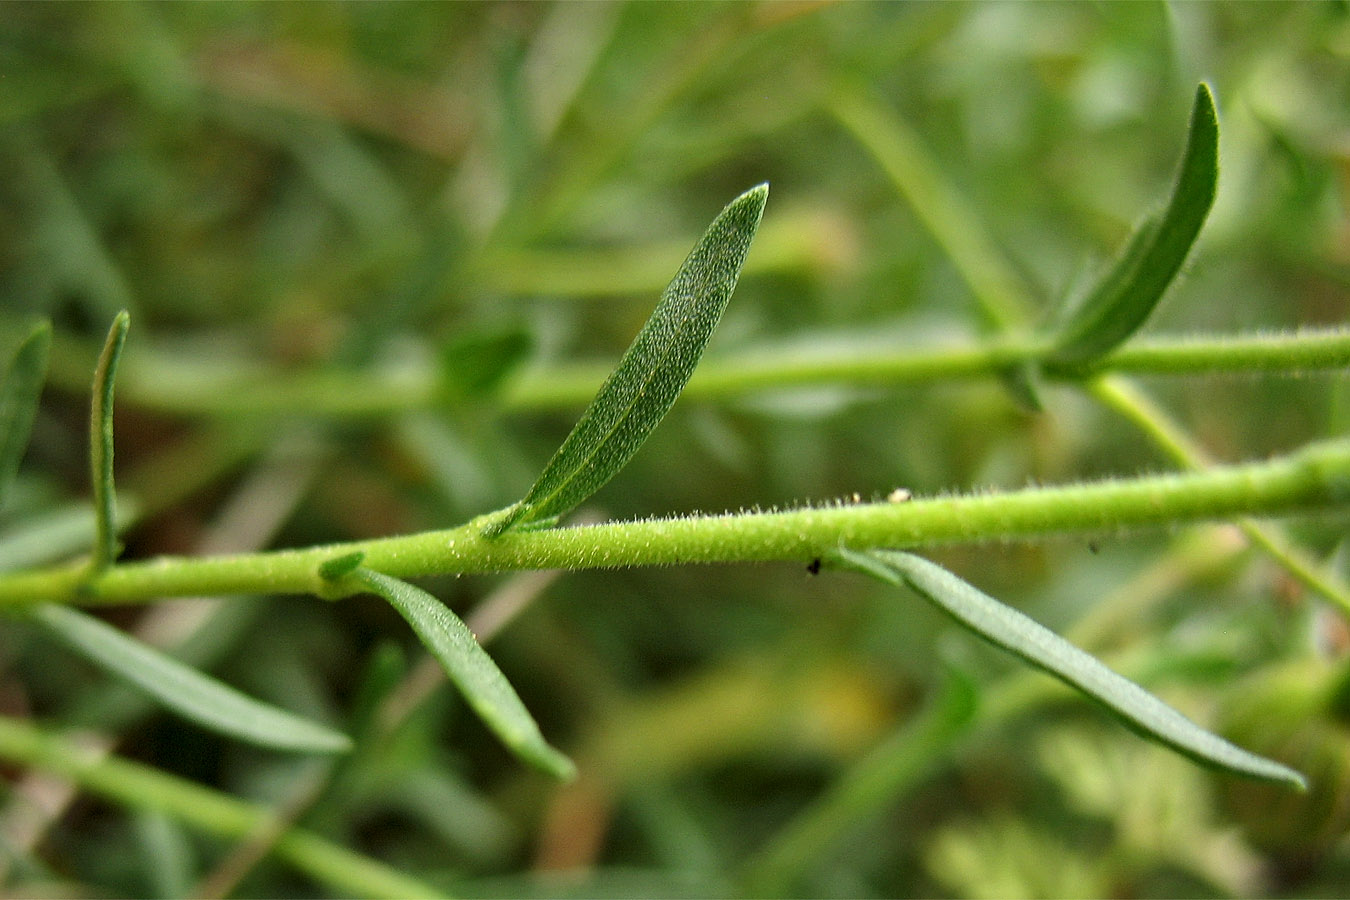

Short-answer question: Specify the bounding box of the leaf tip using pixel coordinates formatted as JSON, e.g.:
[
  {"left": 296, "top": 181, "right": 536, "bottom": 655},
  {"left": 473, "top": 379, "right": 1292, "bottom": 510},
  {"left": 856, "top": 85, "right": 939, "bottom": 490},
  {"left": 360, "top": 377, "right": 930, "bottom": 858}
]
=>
[
  {"left": 1194, "top": 81, "right": 1217, "bottom": 121},
  {"left": 736, "top": 182, "right": 770, "bottom": 216},
  {"left": 538, "top": 747, "right": 578, "bottom": 782}
]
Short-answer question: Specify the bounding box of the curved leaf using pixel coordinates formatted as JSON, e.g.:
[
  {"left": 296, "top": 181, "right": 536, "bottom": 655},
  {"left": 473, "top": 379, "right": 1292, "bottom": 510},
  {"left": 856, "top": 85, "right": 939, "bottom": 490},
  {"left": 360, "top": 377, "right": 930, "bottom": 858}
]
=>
[
  {"left": 90, "top": 311, "right": 130, "bottom": 571},
  {"left": 835, "top": 548, "right": 1306, "bottom": 789},
  {"left": 33, "top": 604, "right": 352, "bottom": 754},
  {"left": 484, "top": 184, "right": 768, "bottom": 536},
  {"left": 0, "top": 321, "right": 52, "bottom": 509},
  {"left": 1048, "top": 84, "right": 1218, "bottom": 368},
  {"left": 349, "top": 567, "right": 575, "bottom": 779}
]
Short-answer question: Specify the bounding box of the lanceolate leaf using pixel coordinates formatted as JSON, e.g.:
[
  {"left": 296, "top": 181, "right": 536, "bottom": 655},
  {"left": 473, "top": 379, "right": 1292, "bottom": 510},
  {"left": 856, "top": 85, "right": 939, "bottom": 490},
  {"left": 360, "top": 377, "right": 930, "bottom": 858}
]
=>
[
  {"left": 1048, "top": 84, "right": 1218, "bottom": 368},
  {"left": 33, "top": 604, "right": 352, "bottom": 754},
  {"left": 835, "top": 548, "right": 1306, "bottom": 789},
  {"left": 349, "top": 567, "right": 576, "bottom": 779},
  {"left": 484, "top": 184, "right": 768, "bottom": 536},
  {"left": 90, "top": 311, "right": 130, "bottom": 571},
  {"left": 0, "top": 321, "right": 52, "bottom": 510}
]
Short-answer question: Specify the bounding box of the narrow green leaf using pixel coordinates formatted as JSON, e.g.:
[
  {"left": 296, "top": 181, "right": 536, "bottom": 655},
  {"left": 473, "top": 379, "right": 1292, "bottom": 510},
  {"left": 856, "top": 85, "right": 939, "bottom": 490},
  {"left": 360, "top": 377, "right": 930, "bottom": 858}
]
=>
[
  {"left": 1048, "top": 84, "right": 1218, "bottom": 368},
  {"left": 484, "top": 183, "right": 768, "bottom": 536},
  {"left": 90, "top": 311, "right": 130, "bottom": 571},
  {"left": 998, "top": 361, "right": 1043, "bottom": 413},
  {"left": 0, "top": 321, "right": 52, "bottom": 509},
  {"left": 349, "top": 567, "right": 575, "bottom": 779},
  {"left": 32, "top": 604, "right": 352, "bottom": 754},
  {"left": 835, "top": 548, "right": 1307, "bottom": 789}
]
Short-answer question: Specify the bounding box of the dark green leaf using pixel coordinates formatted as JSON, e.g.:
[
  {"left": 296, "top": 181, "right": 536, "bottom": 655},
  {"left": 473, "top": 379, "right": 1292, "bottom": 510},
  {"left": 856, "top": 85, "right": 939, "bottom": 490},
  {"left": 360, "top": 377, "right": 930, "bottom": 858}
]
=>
[
  {"left": 439, "top": 327, "right": 533, "bottom": 401},
  {"left": 0, "top": 321, "right": 52, "bottom": 510},
  {"left": 998, "top": 361, "right": 1044, "bottom": 413},
  {"left": 484, "top": 184, "right": 768, "bottom": 536},
  {"left": 32, "top": 604, "right": 352, "bottom": 754},
  {"left": 89, "top": 311, "right": 130, "bottom": 571},
  {"left": 1047, "top": 84, "right": 1218, "bottom": 368},
  {"left": 835, "top": 548, "right": 1307, "bottom": 789},
  {"left": 350, "top": 567, "right": 575, "bottom": 779}
]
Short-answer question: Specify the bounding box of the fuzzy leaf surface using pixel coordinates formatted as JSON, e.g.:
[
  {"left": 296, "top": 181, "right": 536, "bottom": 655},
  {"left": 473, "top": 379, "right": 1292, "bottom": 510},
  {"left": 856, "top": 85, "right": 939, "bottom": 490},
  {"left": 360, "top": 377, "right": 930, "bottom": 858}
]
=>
[
  {"left": 89, "top": 311, "right": 130, "bottom": 570},
  {"left": 1048, "top": 84, "right": 1218, "bottom": 367},
  {"left": 33, "top": 604, "right": 352, "bottom": 753},
  {"left": 485, "top": 183, "right": 768, "bottom": 535},
  {"left": 0, "top": 321, "right": 51, "bottom": 510},
  {"left": 835, "top": 548, "right": 1306, "bottom": 789},
  {"left": 351, "top": 567, "right": 575, "bottom": 779}
]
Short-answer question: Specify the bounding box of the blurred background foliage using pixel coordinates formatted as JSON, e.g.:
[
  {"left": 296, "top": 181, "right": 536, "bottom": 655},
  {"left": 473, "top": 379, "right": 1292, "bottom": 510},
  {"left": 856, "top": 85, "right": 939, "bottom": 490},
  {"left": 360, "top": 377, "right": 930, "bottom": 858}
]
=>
[{"left": 1, "top": 2, "right": 1349, "bottom": 897}]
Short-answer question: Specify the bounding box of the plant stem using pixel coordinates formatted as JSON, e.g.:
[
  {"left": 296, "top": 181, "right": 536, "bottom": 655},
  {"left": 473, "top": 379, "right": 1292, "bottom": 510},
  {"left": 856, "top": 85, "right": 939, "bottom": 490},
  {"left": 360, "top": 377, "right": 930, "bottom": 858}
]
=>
[
  {"left": 516, "top": 328, "right": 1350, "bottom": 410},
  {"left": 1092, "top": 375, "right": 1350, "bottom": 617},
  {"left": 739, "top": 673, "right": 976, "bottom": 896},
  {"left": 0, "top": 716, "right": 446, "bottom": 899},
  {"left": 829, "top": 81, "right": 1035, "bottom": 331},
  {"left": 828, "top": 80, "right": 1350, "bottom": 622},
  {"left": 1, "top": 439, "right": 1347, "bottom": 609},
  {"left": 33, "top": 325, "right": 1350, "bottom": 419}
]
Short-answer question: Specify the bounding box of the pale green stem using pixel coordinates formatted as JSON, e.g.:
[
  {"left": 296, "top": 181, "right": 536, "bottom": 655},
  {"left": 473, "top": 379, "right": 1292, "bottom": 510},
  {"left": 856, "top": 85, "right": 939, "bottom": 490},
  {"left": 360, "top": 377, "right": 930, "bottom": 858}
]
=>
[
  {"left": 828, "top": 81, "right": 1036, "bottom": 331},
  {"left": 739, "top": 676, "right": 975, "bottom": 896},
  {"left": 34, "top": 328, "right": 1350, "bottom": 420},
  {"left": 471, "top": 203, "right": 835, "bottom": 297},
  {"left": 1092, "top": 375, "right": 1350, "bottom": 617},
  {"left": 513, "top": 329, "right": 1350, "bottom": 411},
  {"left": 0, "top": 439, "right": 1346, "bottom": 608},
  {"left": 0, "top": 716, "right": 445, "bottom": 899}
]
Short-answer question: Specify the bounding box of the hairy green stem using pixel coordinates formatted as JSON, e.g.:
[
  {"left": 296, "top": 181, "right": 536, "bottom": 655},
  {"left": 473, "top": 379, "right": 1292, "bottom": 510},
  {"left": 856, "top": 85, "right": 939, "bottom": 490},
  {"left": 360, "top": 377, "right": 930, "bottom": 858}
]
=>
[
  {"left": 829, "top": 78, "right": 1350, "bottom": 623},
  {"left": 0, "top": 439, "right": 1346, "bottom": 608},
  {"left": 0, "top": 716, "right": 445, "bottom": 899}
]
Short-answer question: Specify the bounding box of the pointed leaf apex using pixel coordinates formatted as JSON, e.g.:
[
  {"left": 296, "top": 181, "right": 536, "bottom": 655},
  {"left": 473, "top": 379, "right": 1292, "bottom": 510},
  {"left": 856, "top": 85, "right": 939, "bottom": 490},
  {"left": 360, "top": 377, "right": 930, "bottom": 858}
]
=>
[
  {"left": 485, "top": 184, "right": 769, "bottom": 536},
  {"left": 1046, "top": 84, "right": 1218, "bottom": 368}
]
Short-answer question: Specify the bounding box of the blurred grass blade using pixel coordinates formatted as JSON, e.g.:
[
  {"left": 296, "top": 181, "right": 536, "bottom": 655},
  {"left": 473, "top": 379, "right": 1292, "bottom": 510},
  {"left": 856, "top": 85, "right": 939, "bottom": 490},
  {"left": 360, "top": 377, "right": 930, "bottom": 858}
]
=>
[
  {"left": 439, "top": 327, "right": 533, "bottom": 402},
  {"left": 0, "top": 321, "right": 52, "bottom": 509},
  {"left": 32, "top": 604, "right": 352, "bottom": 754},
  {"left": 742, "top": 666, "right": 978, "bottom": 896},
  {"left": 349, "top": 567, "right": 576, "bottom": 779},
  {"left": 89, "top": 311, "right": 130, "bottom": 571},
  {"left": 484, "top": 183, "right": 768, "bottom": 536},
  {"left": 835, "top": 548, "right": 1307, "bottom": 789},
  {"left": 1047, "top": 84, "right": 1218, "bottom": 368}
]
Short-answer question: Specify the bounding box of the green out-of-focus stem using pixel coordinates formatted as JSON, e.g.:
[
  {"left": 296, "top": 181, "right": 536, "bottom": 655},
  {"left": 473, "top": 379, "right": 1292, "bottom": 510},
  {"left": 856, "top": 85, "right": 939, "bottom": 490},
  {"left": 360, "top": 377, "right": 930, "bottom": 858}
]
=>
[
  {"left": 0, "top": 716, "right": 444, "bottom": 899},
  {"left": 1092, "top": 375, "right": 1350, "bottom": 618},
  {"left": 739, "top": 672, "right": 977, "bottom": 896},
  {"left": 33, "top": 326, "right": 1349, "bottom": 420},
  {"left": 510, "top": 329, "right": 1350, "bottom": 411},
  {"left": 828, "top": 82, "right": 1035, "bottom": 332}
]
